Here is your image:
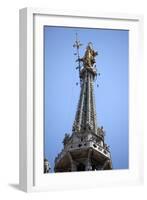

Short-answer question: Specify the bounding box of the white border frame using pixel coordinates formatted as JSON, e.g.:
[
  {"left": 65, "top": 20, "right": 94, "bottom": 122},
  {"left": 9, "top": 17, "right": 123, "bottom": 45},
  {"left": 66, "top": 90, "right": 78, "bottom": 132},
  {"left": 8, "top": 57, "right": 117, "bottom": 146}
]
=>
[{"left": 19, "top": 8, "right": 144, "bottom": 192}]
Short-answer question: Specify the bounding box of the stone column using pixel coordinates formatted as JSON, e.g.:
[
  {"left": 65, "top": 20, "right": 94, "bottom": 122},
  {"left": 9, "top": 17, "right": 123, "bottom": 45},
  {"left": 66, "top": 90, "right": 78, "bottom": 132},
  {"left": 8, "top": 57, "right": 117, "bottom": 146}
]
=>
[
  {"left": 86, "top": 148, "right": 92, "bottom": 171},
  {"left": 68, "top": 152, "right": 77, "bottom": 171},
  {"left": 86, "top": 73, "right": 91, "bottom": 129}
]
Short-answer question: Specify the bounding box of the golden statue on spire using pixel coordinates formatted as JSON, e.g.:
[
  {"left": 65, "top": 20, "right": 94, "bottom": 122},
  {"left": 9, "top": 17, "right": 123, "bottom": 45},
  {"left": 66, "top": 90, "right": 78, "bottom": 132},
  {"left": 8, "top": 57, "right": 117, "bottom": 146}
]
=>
[
  {"left": 80, "top": 42, "right": 98, "bottom": 68},
  {"left": 73, "top": 34, "right": 98, "bottom": 81}
]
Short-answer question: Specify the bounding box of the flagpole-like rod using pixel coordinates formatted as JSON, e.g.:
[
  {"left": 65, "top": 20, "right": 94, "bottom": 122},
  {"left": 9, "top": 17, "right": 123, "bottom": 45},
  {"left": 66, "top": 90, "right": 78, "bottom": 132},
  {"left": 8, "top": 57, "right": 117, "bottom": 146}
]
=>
[{"left": 73, "top": 33, "right": 83, "bottom": 76}]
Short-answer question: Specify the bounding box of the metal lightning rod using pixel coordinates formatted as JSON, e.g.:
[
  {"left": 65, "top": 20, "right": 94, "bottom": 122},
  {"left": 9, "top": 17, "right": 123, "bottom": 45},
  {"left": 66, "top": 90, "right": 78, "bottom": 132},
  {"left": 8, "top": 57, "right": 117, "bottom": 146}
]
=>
[{"left": 73, "top": 33, "right": 83, "bottom": 76}]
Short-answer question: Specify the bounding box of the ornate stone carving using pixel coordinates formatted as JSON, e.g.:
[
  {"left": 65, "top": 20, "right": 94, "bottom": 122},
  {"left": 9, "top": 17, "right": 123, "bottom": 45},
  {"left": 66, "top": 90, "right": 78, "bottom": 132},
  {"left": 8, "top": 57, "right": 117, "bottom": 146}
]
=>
[
  {"left": 44, "top": 158, "right": 51, "bottom": 173},
  {"left": 54, "top": 41, "right": 112, "bottom": 172},
  {"left": 62, "top": 133, "right": 71, "bottom": 146}
]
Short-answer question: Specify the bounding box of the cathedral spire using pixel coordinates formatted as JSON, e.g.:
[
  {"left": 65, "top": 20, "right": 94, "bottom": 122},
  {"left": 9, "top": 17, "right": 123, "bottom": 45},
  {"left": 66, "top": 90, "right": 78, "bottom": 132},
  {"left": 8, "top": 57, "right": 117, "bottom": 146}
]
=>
[
  {"left": 72, "top": 42, "right": 98, "bottom": 135},
  {"left": 54, "top": 38, "right": 112, "bottom": 172}
]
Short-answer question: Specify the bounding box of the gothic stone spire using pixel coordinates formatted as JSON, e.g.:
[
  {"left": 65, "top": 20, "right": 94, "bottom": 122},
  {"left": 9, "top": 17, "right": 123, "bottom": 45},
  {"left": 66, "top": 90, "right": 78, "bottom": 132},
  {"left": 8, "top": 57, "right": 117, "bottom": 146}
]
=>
[
  {"left": 54, "top": 41, "right": 112, "bottom": 172},
  {"left": 72, "top": 43, "right": 98, "bottom": 135}
]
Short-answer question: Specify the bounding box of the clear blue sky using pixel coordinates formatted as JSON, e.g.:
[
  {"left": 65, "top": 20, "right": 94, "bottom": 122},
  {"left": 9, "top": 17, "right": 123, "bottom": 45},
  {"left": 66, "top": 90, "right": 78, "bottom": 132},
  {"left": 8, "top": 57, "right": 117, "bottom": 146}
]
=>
[{"left": 44, "top": 26, "right": 129, "bottom": 172}]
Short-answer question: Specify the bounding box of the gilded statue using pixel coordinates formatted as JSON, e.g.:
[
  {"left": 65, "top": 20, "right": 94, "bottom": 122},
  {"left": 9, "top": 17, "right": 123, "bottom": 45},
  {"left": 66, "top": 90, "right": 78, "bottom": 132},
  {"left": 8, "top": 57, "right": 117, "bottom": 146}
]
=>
[{"left": 80, "top": 42, "right": 98, "bottom": 68}]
